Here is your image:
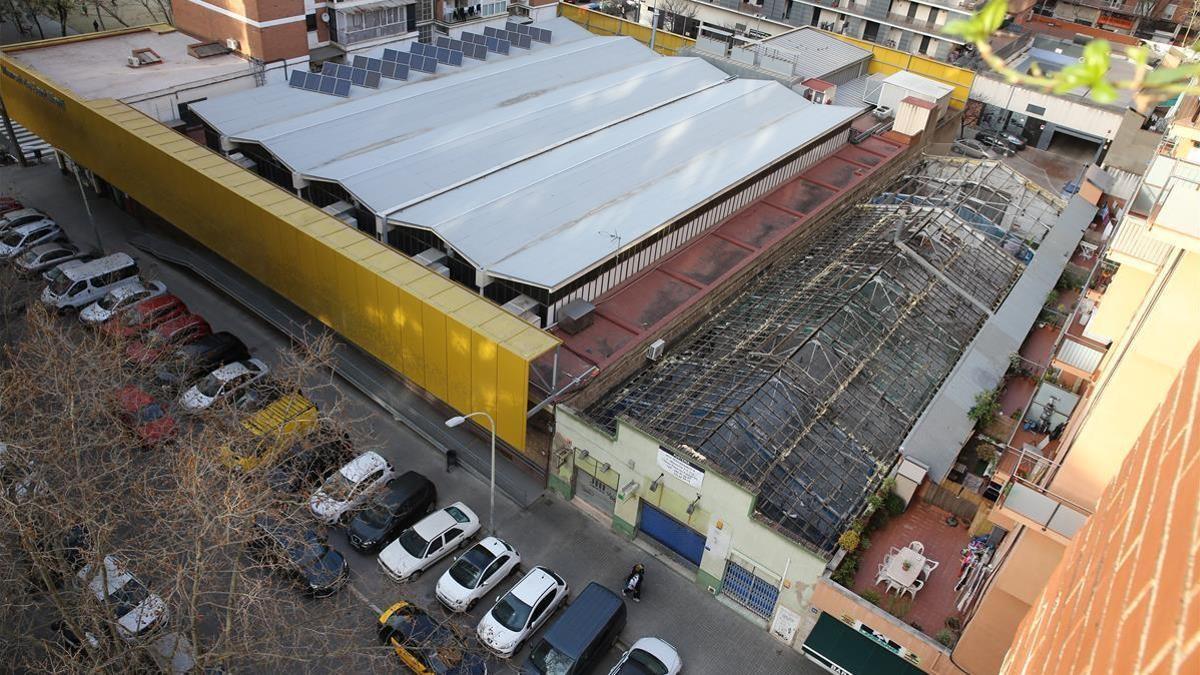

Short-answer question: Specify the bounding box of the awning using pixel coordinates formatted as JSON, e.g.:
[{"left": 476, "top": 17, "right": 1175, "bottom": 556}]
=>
[
  {"left": 1098, "top": 15, "right": 1134, "bottom": 30},
  {"left": 801, "top": 613, "right": 926, "bottom": 675}
]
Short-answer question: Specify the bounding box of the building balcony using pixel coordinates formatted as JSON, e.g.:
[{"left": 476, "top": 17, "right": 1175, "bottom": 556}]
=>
[
  {"left": 994, "top": 478, "right": 1092, "bottom": 544},
  {"left": 806, "top": 0, "right": 968, "bottom": 42},
  {"left": 335, "top": 20, "right": 413, "bottom": 46},
  {"left": 437, "top": 0, "right": 510, "bottom": 24}
]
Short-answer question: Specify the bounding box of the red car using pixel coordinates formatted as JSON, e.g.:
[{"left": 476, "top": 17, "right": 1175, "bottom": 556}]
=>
[
  {"left": 0, "top": 198, "right": 23, "bottom": 215},
  {"left": 115, "top": 385, "right": 176, "bottom": 447},
  {"left": 125, "top": 313, "right": 212, "bottom": 365},
  {"left": 101, "top": 294, "right": 187, "bottom": 339}
]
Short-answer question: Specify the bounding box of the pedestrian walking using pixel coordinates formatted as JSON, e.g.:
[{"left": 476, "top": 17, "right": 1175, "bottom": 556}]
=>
[
  {"left": 93, "top": 19, "right": 99, "bottom": 31},
  {"left": 622, "top": 563, "right": 644, "bottom": 602}
]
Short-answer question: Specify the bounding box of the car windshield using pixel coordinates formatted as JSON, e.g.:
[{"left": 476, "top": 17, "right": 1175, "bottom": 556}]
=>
[
  {"left": 138, "top": 404, "right": 166, "bottom": 423},
  {"left": 286, "top": 532, "right": 328, "bottom": 568},
  {"left": 97, "top": 290, "right": 125, "bottom": 310},
  {"left": 1, "top": 231, "right": 24, "bottom": 246},
  {"left": 196, "top": 373, "right": 224, "bottom": 398},
  {"left": 49, "top": 270, "right": 73, "bottom": 295},
  {"left": 398, "top": 528, "right": 429, "bottom": 558},
  {"left": 617, "top": 649, "right": 668, "bottom": 675},
  {"left": 16, "top": 249, "right": 39, "bottom": 264},
  {"left": 529, "top": 640, "right": 575, "bottom": 675},
  {"left": 320, "top": 471, "right": 356, "bottom": 502},
  {"left": 109, "top": 578, "right": 151, "bottom": 618},
  {"left": 445, "top": 506, "right": 470, "bottom": 524},
  {"left": 448, "top": 545, "right": 495, "bottom": 588},
  {"left": 491, "top": 594, "right": 532, "bottom": 633}
]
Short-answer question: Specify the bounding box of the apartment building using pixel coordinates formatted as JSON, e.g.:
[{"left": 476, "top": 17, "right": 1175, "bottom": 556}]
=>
[{"left": 1033, "top": 0, "right": 1197, "bottom": 42}]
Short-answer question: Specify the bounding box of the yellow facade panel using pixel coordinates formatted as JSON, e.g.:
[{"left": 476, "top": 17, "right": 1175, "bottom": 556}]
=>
[
  {"left": 495, "top": 346, "right": 528, "bottom": 451},
  {"left": 478, "top": 313, "right": 527, "bottom": 345},
  {"left": 506, "top": 326, "right": 561, "bottom": 361},
  {"left": 382, "top": 260, "right": 427, "bottom": 287},
  {"left": 374, "top": 277, "right": 406, "bottom": 374},
  {"left": 344, "top": 239, "right": 382, "bottom": 262},
  {"left": 362, "top": 248, "right": 404, "bottom": 276},
  {"left": 408, "top": 273, "right": 453, "bottom": 301},
  {"left": 471, "top": 331, "right": 499, "bottom": 421},
  {"left": 353, "top": 260, "right": 383, "bottom": 352},
  {"left": 397, "top": 287, "right": 426, "bottom": 388},
  {"left": 445, "top": 316, "right": 475, "bottom": 412},
  {"left": 421, "top": 301, "right": 448, "bottom": 400},
  {"left": 426, "top": 285, "right": 476, "bottom": 316},
  {"left": 322, "top": 228, "right": 364, "bottom": 250},
  {"left": 331, "top": 248, "right": 363, "bottom": 343}
]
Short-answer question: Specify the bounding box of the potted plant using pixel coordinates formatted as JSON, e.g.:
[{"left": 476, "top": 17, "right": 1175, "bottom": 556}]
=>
[{"left": 901, "top": 560, "right": 912, "bottom": 572}]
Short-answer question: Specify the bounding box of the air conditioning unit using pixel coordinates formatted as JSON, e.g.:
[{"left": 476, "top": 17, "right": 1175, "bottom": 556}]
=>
[
  {"left": 501, "top": 294, "right": 543, "bottom": 328},
  {"left": 430, "top": 262, "right": 451, "bottom": 278},
  {"left": 414, "top": 247, "right": 448, "bottom": 268},
  {"left": 126, "top": 56, "right": 141, "bottom": 68},
  {"left": 225, "top": 38, "right": 240, "bottom": 51},
  {"left": 558, "top": 299, "right": 595, "bottom": 335},
  {"left": 646, "top": 338, "right": 666, "bottom": 361}
]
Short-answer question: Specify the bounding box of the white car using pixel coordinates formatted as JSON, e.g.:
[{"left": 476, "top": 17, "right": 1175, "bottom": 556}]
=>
[
  {"left": 0, "top": 208, "right": 54, "bottom": 235},
  {"left": 0, "top": 221, "right": 63, "bottom": 258},
  {"left": 77, "top": 555, "right": 169, "bottom": 639},
  {"left": 379, "top": 502, "right": 480, "bottom": 583},
  {"left": 308, "top": 451, "right": 397, "bottom": 525},
  {"left": 12, "top": 242, "right": 87, "bottom": 275},
  {"left": 476, "top": 566, "right": 569, "bottom": 658},
  {"left": 0, "top": 442, "right": 46, "bottom": 503},
  {"left": 436, "top": 535, "right": 520, "bottom": 612},
  {"left": 79, "top": 279, "right": 168, "bottom": 325},
  {"left": 178, "top": 358, "right": 269, "bottom": 412},
  {"left": 609, "top": 637, "right": 683, "bottom": 675}
]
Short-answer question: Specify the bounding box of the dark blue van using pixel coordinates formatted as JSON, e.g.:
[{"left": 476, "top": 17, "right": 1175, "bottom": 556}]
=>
[{"left": 523, "top": 582, "right": 627, "bottom": 675}]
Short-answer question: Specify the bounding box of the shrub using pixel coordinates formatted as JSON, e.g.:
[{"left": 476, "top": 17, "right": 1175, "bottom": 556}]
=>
[
  {"left": 936, "top": 628, "right": 959, "bottom": 647},
  {"left": 867, "top": 493, "right": 885, "bottom": 513},
  {"left": 869, "top": 508, "right": 892, "bottom": 531},
  {"left": 831, "top": 553, "right": 860, "bottom": 587},
  {"left": 946, "top": 616, "right": 962, "bottom": 630},
  {"left": 838, "top": 530, "right": 861, "bottom": 552},
  {"left": 861, "top": 590, "right": 881, "bottom": 605},
  {"left": 884, "top": 493, "right": 906, "bottom": 516},
  {"left": 888, "top": 596, "right": 912, "bottom": 619},
  {"left": 968, "top": 388, "right": 1002, "bottom": 430},
  {"left": 859, "top": 535, "right": 872, "bottom": 551},
  {"left": 975, "top": 444, "right": 998, "bottom": 464}
]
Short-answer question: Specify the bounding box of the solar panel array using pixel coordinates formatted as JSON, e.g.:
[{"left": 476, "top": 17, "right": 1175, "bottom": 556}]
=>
[
  {"left": 454, "top": 33, "right": 489, "bottom": 61},
  {"left": 462, "top": 30, "right": 508, "bottom": 56},
  {"left": 506, "top": 21, "right": 552, "bottom": 43},
  {"left": 287, "top": 69, "right": 351, "bottom": 97},
  {"left": 407, "top": 41, "right": 442, "bottom": 74},
  {"left": 484, "top": 25, "right": 531, "bottom": 49},
  {"left": 320, "top": 61, "right": 383, "bottom": 89}
]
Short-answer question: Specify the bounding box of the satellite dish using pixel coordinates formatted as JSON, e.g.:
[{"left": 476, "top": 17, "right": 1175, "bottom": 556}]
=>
[{"left": 320, "top": 11, "right": 330, "bottom": 21}]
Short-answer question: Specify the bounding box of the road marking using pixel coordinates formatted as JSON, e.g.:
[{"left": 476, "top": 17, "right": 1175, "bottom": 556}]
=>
[{"left": 347, "top": 582, "right": 383, "bottom": 616}]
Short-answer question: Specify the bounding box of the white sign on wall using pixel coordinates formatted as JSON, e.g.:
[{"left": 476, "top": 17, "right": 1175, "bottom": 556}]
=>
[
  {"left": 704, "top": 521, "right": 731, "bottom": 558},
  {"left": 657, "top": 446, "right": 705, "bottom": 490},
  {"left": 770, "top": 606, "right": 802, "bottom": 645}
]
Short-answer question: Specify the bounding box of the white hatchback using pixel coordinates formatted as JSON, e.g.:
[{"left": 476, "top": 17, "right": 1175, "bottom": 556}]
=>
[
  {"left": 308, "top": 451, "right": 397, "bottom": 525},
  {"left": 79, "top": 279, "right": 168, "bottom": 325},
  {"left": 78, "top": 555, "right": 169, "bottom": 639},
  {"left": 378, "top": 502, "right": 480, "bottom": 583},
  {"left": 178, "top": 358, "right": 269, "bottom": 412},
  {"left": 435, "top": 535, "right": 520, "bottom": 612},
  {"left": 609, "top": 637, "right": 683, "bottom": 675},
  {"left": 476, "top": 565, "right": 568, "bottom": 658}
]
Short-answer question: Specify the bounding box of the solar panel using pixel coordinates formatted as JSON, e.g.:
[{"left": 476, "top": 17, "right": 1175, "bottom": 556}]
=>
[
  {"left": 516, "top": 34, "right": 532, "bottom": 49},
  {"left": 364, "top": 71, "right": 381, "bottom": 88},
  {"left": 332, "top": 78, "right": 352, "bottom": 97},
  {"left": 320, "top": 62, "right": 337, "bottom": 76},
  {"left": 531, "top": 27, "right": 551, "bottom": 43},
  {"left": 338, "top": 64, "right": 354, "bottom": 79},
  {"left": 495, "top": 38, "right": 511, "bottom": 55},
  {"left": 351, "top": 68, "right": 368, "bottom": 86},
  {"left": 410, "top": 42, "right": 427, "bottom": 56},
  {"left": 382, "top": 48, "right": 402, "bottom": 62},
  {"left": 352, "top": 55, "right": 367, "bottom": 68},
  {"left": 463, "top": 43, "right": 486, "bottom": 61},
  {"left": 352, "top": 55, "right": 383, "bottom": 72},
  {"left": 411, "top": 55, "right": 436, "bottom": 74},
  {"left": 483, "top": 26, "right": 498, "bottom": 38},
  {"left": 448, "top": 50, "right": 463, "bottom": 67},
  {"left": 462, "top": 32, "right": 483, "bottom": 44},
  {"left": 485, "top": 36, "right": 498, "bottom": 51},
  {"left": 505, "top": 21, "right": 520, "bottom": 32},
  {"left": 366, "top": 57, "right": 383, "bottom": 72},
  {"left": 395, "top": 51, "right": 411, "bottom": 65},
  {"left": 318, "top": 75, "right": 337, "bottom": 94},
  {"left": 380, "top": 60, "right": 409, "bottom": 80},
  {"left": 288, "top": 70, "right": 306, "bottom": 87},
  {"left": 303, "top": 72, "right": 322, "bottom": 91}
]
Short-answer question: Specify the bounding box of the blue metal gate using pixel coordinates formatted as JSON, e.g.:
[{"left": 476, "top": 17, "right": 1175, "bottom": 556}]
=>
[
  {"left": 721, "top": 558, "right": 780, "bottom": 619},
  {"left": 637, "top": 503, "right": 705, "bottom": 566}
]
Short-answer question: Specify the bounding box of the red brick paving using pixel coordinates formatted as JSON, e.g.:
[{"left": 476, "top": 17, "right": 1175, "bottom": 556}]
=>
[{"left": 849, "top": 501, "right": 973, "bottom": 638}]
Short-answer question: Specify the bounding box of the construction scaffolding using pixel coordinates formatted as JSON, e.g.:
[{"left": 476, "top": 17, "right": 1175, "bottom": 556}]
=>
[{"left": 585, "top": 159, "right": 1064, "bottom": 554}]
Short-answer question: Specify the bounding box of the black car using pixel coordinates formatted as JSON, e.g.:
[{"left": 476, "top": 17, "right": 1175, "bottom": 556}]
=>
[
  {"left": 975, "top": 129, "right": 1024, "bottom": 153},
  {"left": 153, "top": 332, "right": 250, "bottom": 391},
  {"left": 251, "top": 517, "right": 348, "bottom": 596},
  {"left": 346, "top": 471, "right": 437, "bottom": 552},
  {"left": 378, "top": 602, "right": 487, "bottom": 675},
  {"left": 34, "top": 523, "right": 90, "bottom": 589},
  {"left": 266, "top": 433, "right": 354, "bottom": 494}
]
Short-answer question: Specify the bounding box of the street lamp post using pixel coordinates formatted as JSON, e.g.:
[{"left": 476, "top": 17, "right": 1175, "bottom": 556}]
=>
[{"left": 445, "top": 411, "right": 496, "bottom": 535}]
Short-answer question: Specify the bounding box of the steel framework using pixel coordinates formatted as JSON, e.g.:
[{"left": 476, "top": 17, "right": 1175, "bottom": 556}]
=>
[{"left": 585, "top": 159, "right": 1064, "bottom": 554}]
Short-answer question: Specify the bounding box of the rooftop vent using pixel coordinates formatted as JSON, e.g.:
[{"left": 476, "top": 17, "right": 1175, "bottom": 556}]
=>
[
  {"left": 187, "top": 41, "right": 232, "bottom": 59},
  {"left": 558, "top": 300, "right": 594, "bottom": 335},
  {"left": 126, "top": 48, "right": 163, "bottom": 68}
]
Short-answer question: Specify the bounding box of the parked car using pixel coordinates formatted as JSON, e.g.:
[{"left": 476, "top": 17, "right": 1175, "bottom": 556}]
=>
[
  {"left": 151, "top": 331, "right": 249, "bottom": 391},
  {"left": 114, "top": 385, "right": 177, "bottom": 447},
  {"left": 377, "top": 601, "right": 488, "bottom": 674},
  {"left": 435, "top": 536, "right": 520, "bottom": 612},
  {"left": 608, "top": 637, "right": 682, "bottom": 675},
  {"left": 101, "top": 294, "right": 186, "bottom": 339},
  {"left": 0, "top": 220, "right": 64, "bottom": 258},
  {"left": 79, "top": 279, "right": 168, "bottom": 326},
  {"left": 526, "top": 582, "right": 626, "bottom": 675},
  {"left": 125, "top": 313, "right": 212, "bottom": 365},
  {"left": 177, "top": 358, "right": 269, "bottom": 412},
  {"left": 265, "top": 432, "right": 354, "bottom": 495},
  {"left": 972, "top": 130, "right": 1015, "bottom": 156},
  {"left": 76, "top": 555, "right": 168, "bottom": 639},
  {"left": 476, "top": 566, "right": 569, "bottom": 658},
  {"left": 34, "top": 523, "right": 90, "bottom": 589},
  {"left": 346, "top": 471, "right": 437, "bottom": 552},
  {"left": 41, "top": 253, "right": 140, "bottom": 312},
  {"left": 0, "top": 208, "right": 54, "bottom": 234},
  {"left": 378, "top": 502, "right": 480, "bottom": 583},
  {"left": 308, "top": 450, "right": 397, "bottom": 525},
  {"left": 950, "top": 138, "right": 994, "bottom": 159},
  {"left": 976, "top": 128, "right": 1027, "bottom": 151},
  {"left": 0, "top": 442, "right": 47, "bottom": 503},
  {"left": 12, "top": 242, "right": 88, "bottom": 275},
  {"left": 250, "top": 516, "right": 348, "bottom": 596},
  {"left": 219, "top": 392, "right": 318, "bottom": 472}
]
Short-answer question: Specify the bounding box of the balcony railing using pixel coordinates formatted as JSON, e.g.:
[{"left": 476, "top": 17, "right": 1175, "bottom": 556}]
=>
[
  {"left": 995, "top": 477, "right": 1093, "bottom": 542},
  {"left": 807, "top": 0, "right": 966, "bottom": 40},
  {"left": 440, "top": 0, "right": 509, "bottom": 23},
  {"left": 338, "top": 20, "right": 410, "bottom": 45}
]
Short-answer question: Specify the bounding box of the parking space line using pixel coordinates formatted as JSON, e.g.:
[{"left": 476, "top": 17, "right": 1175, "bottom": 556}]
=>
[{"left": 347, "top": 583, "right": 383, "bottom": 617}]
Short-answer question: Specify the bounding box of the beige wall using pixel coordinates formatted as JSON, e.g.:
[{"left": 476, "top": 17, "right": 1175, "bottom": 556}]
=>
[
  {"left": 988, "top": 534, "right": 1065, "bottom": 606},
  {"left": 555, "top": 406, "right": 828, "bottom": 648},
  {"left": 955, "top": 587, "right": 1031, "bottom": 674}
]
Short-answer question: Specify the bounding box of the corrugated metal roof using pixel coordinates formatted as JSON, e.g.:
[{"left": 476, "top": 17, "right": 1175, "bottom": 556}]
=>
[
  {"left": 1056, "top": 338, "right": 1104, "bottom": 375},
  {"left": 390, "top": 78, "right": 861, "bottom": 290},
  {"left": 882, "top": 70, "right": 955, "bottom": 99},
  {"left": 1110, "top": 214, "right": 1174, "bottom": 268},
  {"left": 900, "top": 195, "right": 1097, "bottom": 482},
  {"left": 752, "top": 26, "right": 871, "bottom": 81}
]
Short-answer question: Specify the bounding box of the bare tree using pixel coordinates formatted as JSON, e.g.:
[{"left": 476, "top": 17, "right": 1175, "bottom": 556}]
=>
[{"left": 656, "top": 0, "right": 697, "bottom": 36}]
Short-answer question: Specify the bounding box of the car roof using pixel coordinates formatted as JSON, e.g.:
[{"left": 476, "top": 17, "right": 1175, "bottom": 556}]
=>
[
  {"left": 157, "top": 313, "right": 205, "bottom": 333},
  {"left": 630, "top": 637, "right": 679, "bottom": 664},
  {"left": 192, "top": 331, "right": 243, "bottom": 351},
  {"left": 134, "top": 294, "right": 181, "bottom": 312},
  {"left": 211, "top": 358, "right": 262, "bottom": 380},
  {"left": 63, "top": 252, "right": 135, "bottom": 281},
  {"left": 412, "top": 507, "right": 458, "bottom": 537},
  {"left": 539, "top": 582, "right": 624, "bottom": 656},
  {"left": 3, "top": 208, "right": 42, "bottom": 221},
  {"left": 385, "top": 470, "right": 433, "bottom": 499},
  {"left": 340, "top": 450, "right": 387, "bottom": 483},
  {"left": 28, "top": 242, "right": 73, "bottom": 255},
  {"left": 475, "top": 535, "right": 511, "bottom": 557},
  {"left": 10, "top": 221, "right": 53, "bottom": 234},
  {"left": 510, "top": 566, "right": 558, "bottom": 604}
]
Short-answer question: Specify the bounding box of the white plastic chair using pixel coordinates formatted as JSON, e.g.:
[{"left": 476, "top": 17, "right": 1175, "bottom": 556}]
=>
[
  {"left": 886, "top": 579, "right": 904, "bottom": 595},
  {"left": 921, "top": 559, "right": 940, "bottom": 578},
  {"left": 903, "top": 579, "right": 925, "bottom": 599},
  {"left": 875, "top": 563, "right": 888, "bottom": 586},
  {"left": 909, "top": 541, "right": 925, "bottom": 555},
  {"left": 889, "top": 546, "right": 901, "bottom": 557}
]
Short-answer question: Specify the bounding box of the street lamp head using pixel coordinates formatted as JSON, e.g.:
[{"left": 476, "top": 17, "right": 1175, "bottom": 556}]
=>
[{"left": 445, "top": 416, "right": 466, "bottom": 428}]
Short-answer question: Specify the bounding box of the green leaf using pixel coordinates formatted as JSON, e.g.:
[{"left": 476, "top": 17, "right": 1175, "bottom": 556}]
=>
[
  {"left": 1124, "top": 46, "right": 1149, "bottom": 68},
  {"left": 1144, "top": 63, "right": 1200, "bottom": 87},
  {"left": 977, "top": 0, "right": 1009, "bottom": 35},
  {"left": 1090, "top": 81, "right": 1118, "bottom": 104},
  {"left": 943, "top": 0, "right": 1008, "bottom": 43}
]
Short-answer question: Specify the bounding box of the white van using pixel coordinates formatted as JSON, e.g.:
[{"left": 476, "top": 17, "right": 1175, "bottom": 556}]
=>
[{"left": 40, "top": 252, "right": 140, "bottom": 312}]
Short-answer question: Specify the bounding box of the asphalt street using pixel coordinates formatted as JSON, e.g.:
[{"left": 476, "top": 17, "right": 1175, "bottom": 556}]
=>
[{"left": 2, "top": 161, "right": 822, "bottom": 675}]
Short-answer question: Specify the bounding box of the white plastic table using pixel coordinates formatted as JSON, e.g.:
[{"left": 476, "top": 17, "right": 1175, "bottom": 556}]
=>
[{"left": 884, "top": 546, "right": 927, "bottom": 588}]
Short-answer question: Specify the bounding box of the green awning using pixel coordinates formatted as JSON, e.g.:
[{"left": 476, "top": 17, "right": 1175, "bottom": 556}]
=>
[{"left": 802, "top": 613, "right": 925, "bottom": 675}]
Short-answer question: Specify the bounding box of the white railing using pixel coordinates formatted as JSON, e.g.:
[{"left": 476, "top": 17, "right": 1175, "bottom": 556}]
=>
[{"left": 339, "top": 20, "right": 410, "bottom": 45}]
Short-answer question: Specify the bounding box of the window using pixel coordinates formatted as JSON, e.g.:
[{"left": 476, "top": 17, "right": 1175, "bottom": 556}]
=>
[
  {"left": 305, "top": 13, "right": 317, "bottom": 30},
  {"left": 530, "top": 593, "right": 554, "bottom": 623},
  {"left": 443, "top": 528, "right": 462, "bottom": 546},
  {"left": 783, "top": 0, "right": 793, "bottom": 19}
]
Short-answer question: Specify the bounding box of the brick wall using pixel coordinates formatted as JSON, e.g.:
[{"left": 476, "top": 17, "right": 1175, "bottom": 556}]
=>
[
  {"left": 1001, "top": 340, "right": 1200, "bottom": 675},
  {"left": 172, "top": 0, "right": 309, "bottom": 61}
]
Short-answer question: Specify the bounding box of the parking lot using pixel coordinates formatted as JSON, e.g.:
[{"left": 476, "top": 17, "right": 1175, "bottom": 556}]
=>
[{"left": 1, "top": 161, "right": 822, "bottom": 674}]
